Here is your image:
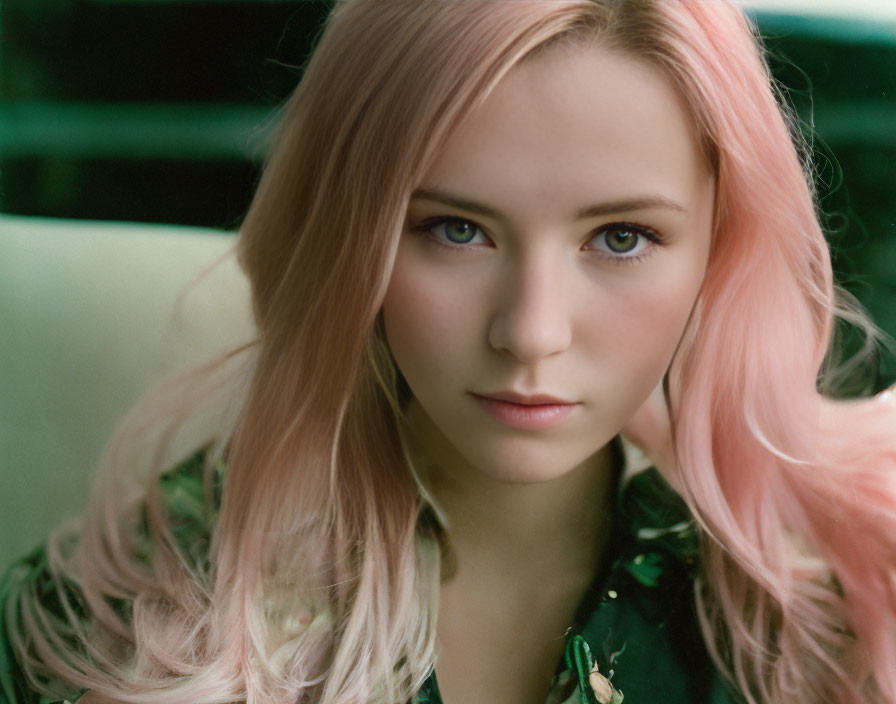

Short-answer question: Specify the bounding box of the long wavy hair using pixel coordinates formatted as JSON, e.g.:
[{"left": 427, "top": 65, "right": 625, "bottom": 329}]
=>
[{"left": 8, "top": 1, "right": 896, "bottom": 703}]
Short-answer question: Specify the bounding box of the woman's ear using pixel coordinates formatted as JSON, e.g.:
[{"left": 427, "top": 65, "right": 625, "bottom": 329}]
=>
[{"left": 621, "top": 381, "right": 676, "bottom": 477}]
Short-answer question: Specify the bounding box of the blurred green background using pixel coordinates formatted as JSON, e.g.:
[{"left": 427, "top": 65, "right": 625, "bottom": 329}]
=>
[{"left": 0, "top": 0, "right": 894, "bottom": 388}]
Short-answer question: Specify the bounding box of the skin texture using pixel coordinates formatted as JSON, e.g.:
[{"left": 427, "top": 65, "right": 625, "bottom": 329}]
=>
[{"left": 382, "top": 44, "right": 715, "bottom": 704}]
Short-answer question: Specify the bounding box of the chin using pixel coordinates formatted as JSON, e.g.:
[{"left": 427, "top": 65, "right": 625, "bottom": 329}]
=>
[{"left": 461, "top": 441, "right": 610, "bottom": 485}]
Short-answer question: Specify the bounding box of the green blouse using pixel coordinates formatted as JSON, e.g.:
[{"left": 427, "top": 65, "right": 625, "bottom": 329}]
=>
[{"left": 0, "top": 450, "right": 743, "bottom": 704}]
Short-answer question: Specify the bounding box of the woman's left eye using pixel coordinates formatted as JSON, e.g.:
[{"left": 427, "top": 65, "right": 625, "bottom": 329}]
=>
[{"left": 587, "top": 223, "right": 659, "bottom": 260}]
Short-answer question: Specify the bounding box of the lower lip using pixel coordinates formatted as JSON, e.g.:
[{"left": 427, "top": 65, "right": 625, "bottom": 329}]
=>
[{"left": 472, "top": 394, "right": 577, "bottom": 431}]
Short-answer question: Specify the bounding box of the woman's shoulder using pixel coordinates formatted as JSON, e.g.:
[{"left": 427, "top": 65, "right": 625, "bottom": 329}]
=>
[
  {"left": 0, "top": 547, "right": 84, "bottom": 704},
  {"left": 0, "top": 448, "right": 222, "bottom": 704}
]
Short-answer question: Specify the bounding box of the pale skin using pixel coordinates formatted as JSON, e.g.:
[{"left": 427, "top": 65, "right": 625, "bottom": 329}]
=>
[{"left": 382, "top": 44, "right": 715, "bottom": 704}]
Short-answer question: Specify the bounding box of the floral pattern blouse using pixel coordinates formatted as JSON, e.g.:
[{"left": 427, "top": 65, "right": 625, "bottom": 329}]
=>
[{"left": 1, "top": 447, "right": 743, "bottom": 704}]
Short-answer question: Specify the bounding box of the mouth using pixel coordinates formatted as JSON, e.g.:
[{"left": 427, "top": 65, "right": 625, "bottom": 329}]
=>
[
  {"left": 475, "top": 390, "right": 574, "bottom": 405},
  {"left": 470, "top": 391, "right": 579, "bottom": 430}
]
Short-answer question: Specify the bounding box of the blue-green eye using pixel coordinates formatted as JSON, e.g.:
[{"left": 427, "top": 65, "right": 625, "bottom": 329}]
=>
[
  {"left": 589, "top": 223, "right": 659, "bottom": 259},
  {"left": 438, "top": 220, "right": 480, "bottom": 244},
  {"left": 411, "top": 216, "right": 488, "bottom": 247},
  {"left": 604, "top": 227, "right": 639, "bottom": 253}
]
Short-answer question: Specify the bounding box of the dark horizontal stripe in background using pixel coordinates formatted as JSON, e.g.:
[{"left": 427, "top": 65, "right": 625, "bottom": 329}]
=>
[{"left": 0, "top": 0, "right": 893, "bottom": 385}]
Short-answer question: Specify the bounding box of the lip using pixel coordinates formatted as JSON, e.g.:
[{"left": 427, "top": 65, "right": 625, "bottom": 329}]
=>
[{"left": 470, "top": 391, "right": 578, "bottom": 430}]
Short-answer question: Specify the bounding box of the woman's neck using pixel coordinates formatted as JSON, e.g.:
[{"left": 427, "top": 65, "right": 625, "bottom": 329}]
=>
[
  {"left": 406, "top": 402, "right": 619, "bottom": 704},
  {"left": 408, "top": 402, "right": 618, "bottom": 581}
]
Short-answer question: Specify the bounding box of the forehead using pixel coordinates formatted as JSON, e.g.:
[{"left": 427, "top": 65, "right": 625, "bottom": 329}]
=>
[{"left": 419, "top": 44, "right": 712, "bottom": 224}]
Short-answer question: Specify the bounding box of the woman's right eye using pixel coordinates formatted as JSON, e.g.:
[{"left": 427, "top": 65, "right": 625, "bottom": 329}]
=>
[{"left": 411, "top": 217, "right": 489, "bottom": 247}]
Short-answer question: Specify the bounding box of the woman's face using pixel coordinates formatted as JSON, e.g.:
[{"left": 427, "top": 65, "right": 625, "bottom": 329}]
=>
[{"left": 382, "top": 45, "right": 715, "bottom": 483}]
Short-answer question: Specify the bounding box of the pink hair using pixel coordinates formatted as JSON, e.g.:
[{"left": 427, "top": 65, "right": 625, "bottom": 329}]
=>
[
  {"left": 8, "top": 2, "right": 895, "bottom": 703},
  {"left": 647, "top": 5, "right": 896, "bottom": 701}
]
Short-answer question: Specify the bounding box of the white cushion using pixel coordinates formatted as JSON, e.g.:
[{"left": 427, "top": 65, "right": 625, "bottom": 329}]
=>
[{"left": 0, "top": 215, "right": 254, "bottom": 565}]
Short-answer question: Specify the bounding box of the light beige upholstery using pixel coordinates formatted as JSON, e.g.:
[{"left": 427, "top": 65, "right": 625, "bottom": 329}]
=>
[{"left": 0, "top": 215, "right": 254, "bottom": 566}]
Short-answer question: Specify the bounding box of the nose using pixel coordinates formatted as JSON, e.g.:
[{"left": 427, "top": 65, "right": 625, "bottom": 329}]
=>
[{"left": 487, "top": 251, "right": 573, "bottom": 363}]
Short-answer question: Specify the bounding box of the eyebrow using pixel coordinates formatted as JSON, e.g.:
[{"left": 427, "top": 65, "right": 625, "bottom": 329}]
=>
[{"left": 410, "top": 188, "right": 687, "bottom": 220}]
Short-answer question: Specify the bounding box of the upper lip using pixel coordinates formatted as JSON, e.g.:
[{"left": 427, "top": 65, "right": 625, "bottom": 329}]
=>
[{"left": 472, "top": 390, "right": 576, "bottom": 406}]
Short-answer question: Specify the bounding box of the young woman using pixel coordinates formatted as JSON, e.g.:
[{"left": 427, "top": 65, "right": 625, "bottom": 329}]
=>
[{"left": 2, "top": 1, "right": 895, "bottom": 703}]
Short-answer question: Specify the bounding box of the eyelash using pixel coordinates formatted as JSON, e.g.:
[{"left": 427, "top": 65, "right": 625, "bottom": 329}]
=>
[{"left": 408, "top": 215, "right": 665, "bottom": 263}]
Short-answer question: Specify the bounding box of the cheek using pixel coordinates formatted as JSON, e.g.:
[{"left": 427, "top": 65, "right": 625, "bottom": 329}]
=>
[
  {"left": 636, "top": 279, "right": 699, "bottom": 348},
  {"left": 381, "top": 257, "right": 477, "bottom": 384},
  {"left": 589, "top": 264, "right": 704, "bottom": 385}
]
